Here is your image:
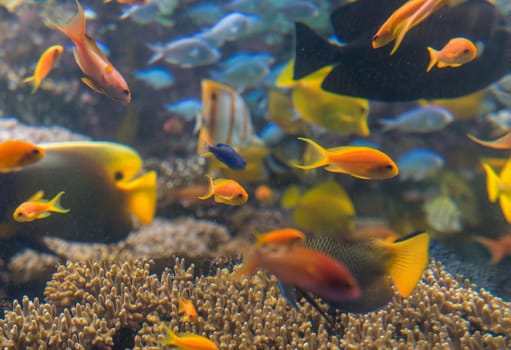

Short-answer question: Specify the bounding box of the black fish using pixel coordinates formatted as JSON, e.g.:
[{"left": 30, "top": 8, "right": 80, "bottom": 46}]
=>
[
  {"left": 293, "top": 0, "right": 511, "bottom": 101},
  {"left": 208, "top": 143, "right": 247, "bottom": 170}
]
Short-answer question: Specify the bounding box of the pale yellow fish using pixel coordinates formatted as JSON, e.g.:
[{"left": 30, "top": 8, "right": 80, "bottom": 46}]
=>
[{"left": 481, "top": 158, "right": 511, "bottom": 223}]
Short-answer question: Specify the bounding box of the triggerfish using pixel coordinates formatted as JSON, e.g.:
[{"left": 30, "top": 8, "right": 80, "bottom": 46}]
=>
[
  {"left": 23, "top": 45, "right": 63, "bottom": 93},
  {"left": 0, "top": 140, "right": 45, "bottom": 173},
  {"left": 427, "top": 37, "right": 480, "bottom": 72},
  {"left": 13, "top": 191, "right": 69, "bottom": 223},
  {"left": 254, "top": 228, "right": 306, "bottom": 246},
  {"left": 294, "top": 137, "right": 398, "bottom": 180},
  {"left": 293, "top": 0, "right": 511, "bottom": 101},
  {"left": 481, "top": 159, "right": 511, "bottom": 223},
  {"left": 159, "top": 323, "right": 218, "bottom": 350},
  {"left": 0, "top": 141, "right": 156, "bottom": 242},
  {"left": 197, "top": 80, "right": 261, "bottom": 153},
  {"left": 198, "top": 175, "right": 248, "bottom": 205},
  {"left": 235, "top": 244, "right": 361, "bottom": 304},
  {"left": 282, "top": 231, "right": 430, "bottom": 313},
  {"left": 53, "top": 0, "right": 131, "bottom": 103}
]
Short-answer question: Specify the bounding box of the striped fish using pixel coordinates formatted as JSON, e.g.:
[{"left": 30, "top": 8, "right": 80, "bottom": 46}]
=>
[{"left": 197, "top": 80, "right": 260, "bottom": 153}]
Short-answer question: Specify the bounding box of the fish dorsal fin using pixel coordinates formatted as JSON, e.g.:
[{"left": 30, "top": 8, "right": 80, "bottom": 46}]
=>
[
  {"left": 116, "top": 171, "right": 157, "bottom": 224},
  {"left": 81, "top": 77, "right": 106, "bottom": 94},
  {"left": 28, "top": 190, "right": 45, "bottom": 202},
  {"left": 384, "top": 231, "right": 430, "bottom": 297},
  {"left": 85, "top": 34, "right": 110, "bottom": 62}
]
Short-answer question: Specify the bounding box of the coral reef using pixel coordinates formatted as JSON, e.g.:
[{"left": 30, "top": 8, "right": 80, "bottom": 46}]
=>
[
  {"left": 0, "top": 257, "right": 509, "bottom": 349},
  {"left": 0, "top": 118, "right": 88, "bottom": 143}
]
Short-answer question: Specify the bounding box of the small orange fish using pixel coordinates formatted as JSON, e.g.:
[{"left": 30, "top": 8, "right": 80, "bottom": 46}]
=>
[
  {"left": 198, "top": 175, "right": 248, "bottom": 205},
  {"left": 236, "top": 245, "right": 361, "bottom": 303},
  {"left": 179, "top": 298, "right": 198, "bottom": 322},
  {"left": 254, "top": 228, "right": 305, "bottom": 246},
  {"left": 0, "top": 140, "right": 45, "bottom": 172},
  {"left": 468, "top": 132, "right": 511, "bottom": 150},
  {"left": 54, "top": 0, "right": 131, "bottom": 103},
  {"left": 159, "top": 323, "right": 218, "bottom": 350},
  {"left": 23, "top": 45, "right": 63, "bottom": 93},
  {"left": 13, "top": 191, "right": 70, "bottom": 223},
  {"left": 294, "top": 137, "right": 399, "bottom": 180},
  {"left": 427, "top": 37, "right": 479, "bottom": 72},
  {"left": 473, "top": 234, "right": 511, "bottom": 264},
  {"left": 254, "top": 184, "right": 273, "bottom": 205}
]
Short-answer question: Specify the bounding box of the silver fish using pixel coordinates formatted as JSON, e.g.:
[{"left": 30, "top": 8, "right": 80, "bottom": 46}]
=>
[{"left": 147, "top": 37, "right": 220, "bottom": 67}]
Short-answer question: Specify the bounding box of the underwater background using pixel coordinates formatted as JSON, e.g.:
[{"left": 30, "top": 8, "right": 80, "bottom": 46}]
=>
[{"left": 0, "top": 0, "right": 511, "bottom": 348}]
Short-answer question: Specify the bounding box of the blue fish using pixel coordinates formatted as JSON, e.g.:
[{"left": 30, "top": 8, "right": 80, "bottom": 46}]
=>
[
  {"left": 134, "top": 67, "right": 174, "bottom": 90},
  {"left": 398, "top": 149, "right": 445, "bottom": 181},
  {"left": 208, "top": 143, "right": 246, "bottom": 170}
]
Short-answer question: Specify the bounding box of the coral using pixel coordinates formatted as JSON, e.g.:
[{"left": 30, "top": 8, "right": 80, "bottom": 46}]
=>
[
  {"left": 8, "top": 250, "right": 60, "bottom": 285},
  {"left": 0, "top": 118, "right": 88, "bottom": 143},
  {"left": 0, "top": 258, "right": 510, "bottom": 349}
]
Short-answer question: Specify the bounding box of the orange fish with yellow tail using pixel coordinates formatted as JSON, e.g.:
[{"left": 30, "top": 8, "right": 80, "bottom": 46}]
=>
[
  {"left": 23, "top": 45, "right": 63, "bottom": 93},
  {"left": 198, "top": 174, "right": 248, "bottom": 205},
  {"left": 427, "top": 37, "right": 480, "bottom": 72},
  {"left": 235, "top": 244, "right": 361, "bottom": 303},
  {"left": 294, "top": 137, "right": 398, "bottom": 180},
  {"left": 159, "top": 323, "right": 218, "bottom": 350},
  {"left": 254, "top": 228, "right": 306, "bottom": 246},
  {"left": 0, "top": 140, "right": 45, "bottom": 173},
  {"left": 13, "top": 191, "right": 70, "bottom": 223},
  {"left": 53, "top": 0, "right": 131, "bottom": 103}
]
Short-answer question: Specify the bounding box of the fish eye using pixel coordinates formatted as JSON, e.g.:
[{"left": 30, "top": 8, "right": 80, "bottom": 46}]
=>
[
  {"left": 31, "top": 148, "right": 40, "bottom": 155},
  {"left": 462, "top": 49, "right": 470, "bottom": 54},
  {"left": 237, "top": 193, "right": 243, "bottom": 198},
  {"left": 385, "top": 164, "right": 394, "bottom": 170},
  {"left": 114, "top": 171, "right": 124, "bottom": 181},
  {"left": 17, "top": 212, "right": 23, "bottom": 217},
  {"left": 211, "top": 92, "right": 217, "bottom": 101},
  {"left": 123, "top": 89, "right": 130, "bottom": 95}
]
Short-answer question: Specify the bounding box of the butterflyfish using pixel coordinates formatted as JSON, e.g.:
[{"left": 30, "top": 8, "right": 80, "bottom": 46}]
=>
[
  {"left": 0, "top": 141, "right": 156, "bottom": 242},
  {"left": 481, "top": 159, "right": 511, "bottom": 223},
  {"left": 13, "top": 191, "right": 69, "bottom": 223},
  {"left": 198, "top": 174, "right": 248, "bottom": 205},
  {"left": 294, "top": 137, "right": 398, "bottom": 180},
  {"left": 427, "top": 37, "right": 480, "bottom": 72},
  {"left": 236, "top": 244, "right": 361, "bottom": 304},
  {"left": 196, "top": 80, "right": 260, "bottom": 154},
  {"left": 23, "top": 45, "right": 63, "bottom": 93},
  {"left": 53, "top": 0, "right": 131, "bottom": 103},
  {"left": 283, "top": 231, "right": 430, "bottom": 313},
  {"left": 159, "top": 323, "right": 218, "bottom": 350},
  {"left": 0, "top": 140, "right": 45, "bottom": 173}
]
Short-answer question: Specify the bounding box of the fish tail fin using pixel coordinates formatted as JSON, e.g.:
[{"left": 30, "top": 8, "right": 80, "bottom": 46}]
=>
[
  {"left": 23, "top": 76, "right": 39, "bottom": 93},
  {"left": 481, "top": 162, "right": 500, "bottom": 202},
  {"left": 53, "top": 0, "right": 85, "bottom": 45},
  {"left": 159, "top": 323, "right": 178, "bottom": 346},
  {"left": 146, "top": 44, "right": 164, "bottom": 65},
  {"left": 473, "top": 236, "right": 505, "bottom": 264},
  {"left": 23, "top": 76, "right": 35, "bottom": 83},
  {"left": 252, "top": 229, "right": 264, "bottom": 245},
  {"left": 293, "top": 22, "right": 343, "bottom": 80},
  {"left": 385, "top": 231, "right": 430, "bottom": 297},
  {"left": 280, "top": 185, "right": 301, "bottom": 209},
  {"left": 48, "top": 191, "right": 70, "bottom": 214},
  {"left": 426, "top": 47, "right": 438, "bottom": 72},
  {"left": 499, "top": 194, "right": 511, "bottom": 223},
  {"left": 379, "top": 118, "right": 397, "bottom": 132},
  {"left": 117, "top": 171, "right": 157, "bottom": 224},
  {"left": 293, "top": 137, "right": 330, "bottom": 170},
  {"left": 198, "top": 175, "right": 215, "bottom": 200}
]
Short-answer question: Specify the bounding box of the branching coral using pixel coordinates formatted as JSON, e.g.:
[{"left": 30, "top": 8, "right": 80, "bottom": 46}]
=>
[{"left": 0, "top": 258, "right": 510, "bottom": 349}]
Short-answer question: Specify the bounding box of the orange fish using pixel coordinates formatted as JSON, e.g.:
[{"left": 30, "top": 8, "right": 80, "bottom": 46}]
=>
[
  {"left": 54, "top": 0, "right": 131, "bottom": 103},
  {"left": 0, "top": 140, "right": 45, "bottom": 172},
  {"left": 23, "top": 45, "right": 63, "bottom": 93},
  {"left": 198, "top": 175, "right": 248, "bottom": 205},
  {"left": 254, "top": 184, "right": 273, "bottom": 205},
  {"left": 373, "top": 0, "right": 467, "bottom": 55},
  {"left": 179, "top": 298, "right": 198, "bottom": 322},
  {"left": 473, "top": 234, "right": 511, "bottom": 264},
  {"left": 427, "top": 37, "right": 479, "bottom": 72},
  {"left": 468, "top": 132, "right": 511, "bottom": 150},
  {"left": 236, "top": 245, "right": 361, "bottom": 303},
  {"left": 159, "top": 323, "right": 218, "bottom": 350},
  {"left": 294, "top": 137, "right": 399, "bottom": 180},
  {"left": 13, "top": 191, "right": 70, "bottom": 223},
  {"left": 254, "top": 228, "right": 306, "bottom": 246}
]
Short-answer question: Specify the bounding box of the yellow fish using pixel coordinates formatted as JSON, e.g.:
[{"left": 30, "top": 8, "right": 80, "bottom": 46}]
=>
[
  {"left": 419, "top": 89, "right": 487, "bottom": 121},
  {"left": 482, "top": 158, "right": 511, "bottom": 223},
  {"left": 294, "top": 137, "right": 399, "bottom": 180},
  {"left": 281, "top": 180, "right": 355, "bottom": 234},
  {"left": 159, "top": 323, "right": 218, "bottom": 350},
  {"left": 0, "top": 140, "right": 44, "bottom": 173},
  {"left": 276, "top": 61, "right": 370, "bottom": 136},
  {"left": 23, "top": 45, "right": 63, "bottom": 93},
  {"left": 198, "top": 174, "right": 248, "bottom": 205},
  {"left": 54, "top": 0, "right": 131, "bottom": 103},
  {"left": 13, "top": 191, "right": 69, "bottom": 222}
]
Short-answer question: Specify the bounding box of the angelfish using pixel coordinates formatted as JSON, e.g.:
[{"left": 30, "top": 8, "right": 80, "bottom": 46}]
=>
[{"left": 54, "top": 0, "right": 131, "bottom": 103}]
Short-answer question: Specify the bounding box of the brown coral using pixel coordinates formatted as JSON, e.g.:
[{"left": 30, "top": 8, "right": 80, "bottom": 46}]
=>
[{"left": 1, "top": 257, "right": 510, "bottom": 349}]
